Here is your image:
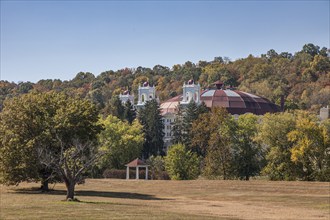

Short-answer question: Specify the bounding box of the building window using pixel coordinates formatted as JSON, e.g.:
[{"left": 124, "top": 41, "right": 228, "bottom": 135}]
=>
[{"left": 141, "top": 94, "right": 146, "bottom": 102}]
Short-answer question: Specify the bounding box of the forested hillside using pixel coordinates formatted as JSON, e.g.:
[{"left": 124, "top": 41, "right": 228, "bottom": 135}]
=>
[{"left": 1, "top": 43, "right": 329, "bottom": 113}]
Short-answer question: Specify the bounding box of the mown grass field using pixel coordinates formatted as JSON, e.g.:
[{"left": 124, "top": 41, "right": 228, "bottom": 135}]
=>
[{"left": 0, "top": 179, "right": 329, "bottom": 220}]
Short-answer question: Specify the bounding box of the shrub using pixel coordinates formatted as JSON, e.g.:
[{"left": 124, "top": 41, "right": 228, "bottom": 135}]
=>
[
  {"left": 165, "top": 143, "right": 200, "bottom": 180},
  {"left": 147, "top": 156, "right": 170, "bottom": 180}
]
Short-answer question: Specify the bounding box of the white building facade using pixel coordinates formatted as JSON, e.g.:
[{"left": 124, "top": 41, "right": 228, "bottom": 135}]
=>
[
  {"left": 136, "top": 82, "right": 156, "bottom": 109},
  {"left": 119, "top": 81, "right": 201, "bottom": 153},
  {"left": 119, "top": 90, "right": 134, "bottom": 104}
]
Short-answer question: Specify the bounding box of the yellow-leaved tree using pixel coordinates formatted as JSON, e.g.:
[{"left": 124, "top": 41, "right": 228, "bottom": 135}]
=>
[{"left": 288, "top": 111, "right": 330, "bottom": 181}]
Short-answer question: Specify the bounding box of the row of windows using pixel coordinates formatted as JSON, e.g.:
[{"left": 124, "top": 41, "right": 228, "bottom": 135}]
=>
[
  {"left": 165, "top": 132, "right": 172, "bottom": 137},
  {"left": 163, "top": 118, "right": 176, "bottom": 123}
]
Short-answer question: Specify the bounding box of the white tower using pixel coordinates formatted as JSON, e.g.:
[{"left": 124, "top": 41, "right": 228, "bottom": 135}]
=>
[
  {"left": 119, "top": 90, "right": 134, "bottom": 104},
  {"left": 136, "top": 82, "right": 156, "bottom": 108},
  {"left": 180, "top": 80, "right": 200, "bottom": 105}
]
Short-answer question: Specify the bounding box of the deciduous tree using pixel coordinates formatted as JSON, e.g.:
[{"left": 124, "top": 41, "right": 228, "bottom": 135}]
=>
[
  {"left": 257, "top": 112, "right": 300, "bottom": 180},
  {"left": 98, "top": 115, "right": 144, "bottom": 170},
  {"left": 165, "top": 143, "right": 200, "bottom": 180},
  {"left": 232, "top": 113, "right": 263, "bottom": 180},
  {"left": 0, "top": 92, "right": 102, "bottom": 200},
  {"left": 203, "top": 108, "right": 236, "bottom": 179},
  {"left": 288, "top": 112, "right": 330, "bottom": 181}
]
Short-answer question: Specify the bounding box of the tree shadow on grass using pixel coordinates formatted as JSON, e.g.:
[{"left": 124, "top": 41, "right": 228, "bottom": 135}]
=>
[{"left": 11, "top": 188, "right": 169, "bottom": 201}]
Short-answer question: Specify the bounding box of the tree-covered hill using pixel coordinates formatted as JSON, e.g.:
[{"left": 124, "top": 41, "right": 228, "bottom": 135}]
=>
[{"left": 1, "top": 43, "right": 329, "bottom": 113}]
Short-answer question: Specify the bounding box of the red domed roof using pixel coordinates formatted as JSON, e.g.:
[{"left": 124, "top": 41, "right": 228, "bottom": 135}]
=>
[
  {"left": 200, "top": 89, "right": 279, "bottom": 115},
  {"left": 160, "top": 90, "right": 279, "bottom": 116}
]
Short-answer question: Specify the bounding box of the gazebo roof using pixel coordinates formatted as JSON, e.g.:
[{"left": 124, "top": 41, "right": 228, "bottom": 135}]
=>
[{"left": 125, "top": 158, "right": 149, "bottom": 167}]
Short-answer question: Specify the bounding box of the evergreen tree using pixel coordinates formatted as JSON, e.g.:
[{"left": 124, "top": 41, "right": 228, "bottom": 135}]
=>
[
  {"left": 138, "top": 100, "right": 165, "bottom": 158},
  {"left": 197, "top": 101, "right": 209, "bottom": 115},
  {"left": 123, "top": 100, "right": 136, "bottom": 124},
  {"left": 172, "top": 104, "right": 184, "bottom": 144},
  {"left": 107, "top": 96, "right": 125, "bottom": 119},
  {"left": 182, "top": 101, "right": 202, "bottom": 148},
  {"left": 173, "top": 101, "right": 209, "bottom": 148}
]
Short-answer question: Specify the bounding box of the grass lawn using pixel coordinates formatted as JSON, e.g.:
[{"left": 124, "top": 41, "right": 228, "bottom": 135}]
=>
[{"left": 0, "top": 179, "right": 329, "bottom": 220}]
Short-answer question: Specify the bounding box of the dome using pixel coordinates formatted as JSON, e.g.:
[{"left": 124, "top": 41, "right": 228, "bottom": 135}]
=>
[
  {"left": 187, "top": 79, "right": 194, "bottom": 85},
  {"left": 200, "top": 89, "right": 280, "bottom": 115}
]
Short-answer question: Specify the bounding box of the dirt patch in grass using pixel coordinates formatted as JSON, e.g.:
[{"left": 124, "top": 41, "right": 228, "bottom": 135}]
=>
[{"left": 1, "top": 179, "right": 329, "bottom": 219}]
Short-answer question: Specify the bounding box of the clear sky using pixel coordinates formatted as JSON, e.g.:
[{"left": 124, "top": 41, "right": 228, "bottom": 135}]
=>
[{"left": 1, "top": 0, "right": 329, "bottom": 83}]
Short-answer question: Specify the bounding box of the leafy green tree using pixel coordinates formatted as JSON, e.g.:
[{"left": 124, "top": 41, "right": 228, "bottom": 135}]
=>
[
  {"left": 98, "top": 115, "right": 144, "bottom": 170},
  {"left": 310, "top": 55, "right": 330, "bottom": 73},
  {"left": 232, "top": 114, "right": 263, "bottom": 180},
  {"left": 0, "top": 93, "right": 54, "bottom": 190},
  {"left": 138, "top": 100, "right": 164, "bottom": 158},
  {"left": 203, "top": 108, "right": 236, "bottom": 179},
  {"left": 213, "top": 56, "right": 224, "bottom": 63},
  {"left": 123, "top": 100, "right": 136, "bottom": 124},
  {"left": 319, "top": 47, "right": 328, "bottom": 57},
  {"left": 302, "top": 43, "right": 320, "bottom": 57},
  {"left": 0, "top": 92, "right": 102, "bottom": 200},
  {"left": 266, "top": 49, "right": 279, "bottom": 60},
  {"left": 288, "top": 112, "right": 330, "bottom": 181},
  {"left": 18, "top": 81, "right": 34, "bottom": 93},
  {"left": 190, "top": 112, "right": 212, "bottom": 157},
  {"left": 87, "top": 89, "right": 105, "bottom": 109},
  {"left": 279, "top": 52, "right": 293, "bottom": 59},
  {"left": 153, "top": 65, "right": 170, "bottom": 76},
  {"left": 165, "top": 143, "right": 200, "bottom": 180},
  {"left": 71, "top": 72, "right": 95, "bottom": 88},
  {"left": 257, "top": 112, "right": 301, "bottom": 180}
]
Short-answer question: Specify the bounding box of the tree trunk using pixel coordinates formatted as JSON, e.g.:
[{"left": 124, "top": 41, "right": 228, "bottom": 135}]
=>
[
  {"left": 65, "top": 181, "right": 76, "bottom": 200},
  {"left": 41, "top": 178, "right": 49, "bottom": 192}
]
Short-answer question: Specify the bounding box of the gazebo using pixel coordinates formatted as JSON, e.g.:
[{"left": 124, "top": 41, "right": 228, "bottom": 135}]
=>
[{"left": 125, "top": 158, "right": 149, "bottom": 180}]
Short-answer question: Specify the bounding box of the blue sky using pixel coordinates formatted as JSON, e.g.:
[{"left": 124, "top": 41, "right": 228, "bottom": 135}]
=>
[{"left": 1, "top": 1, "right": 329, "bottom": 83}]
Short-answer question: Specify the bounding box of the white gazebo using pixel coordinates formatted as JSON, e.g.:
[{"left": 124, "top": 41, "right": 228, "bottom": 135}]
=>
[{"left": 125, "top": 158, "right": 149, "bottom": 180}]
